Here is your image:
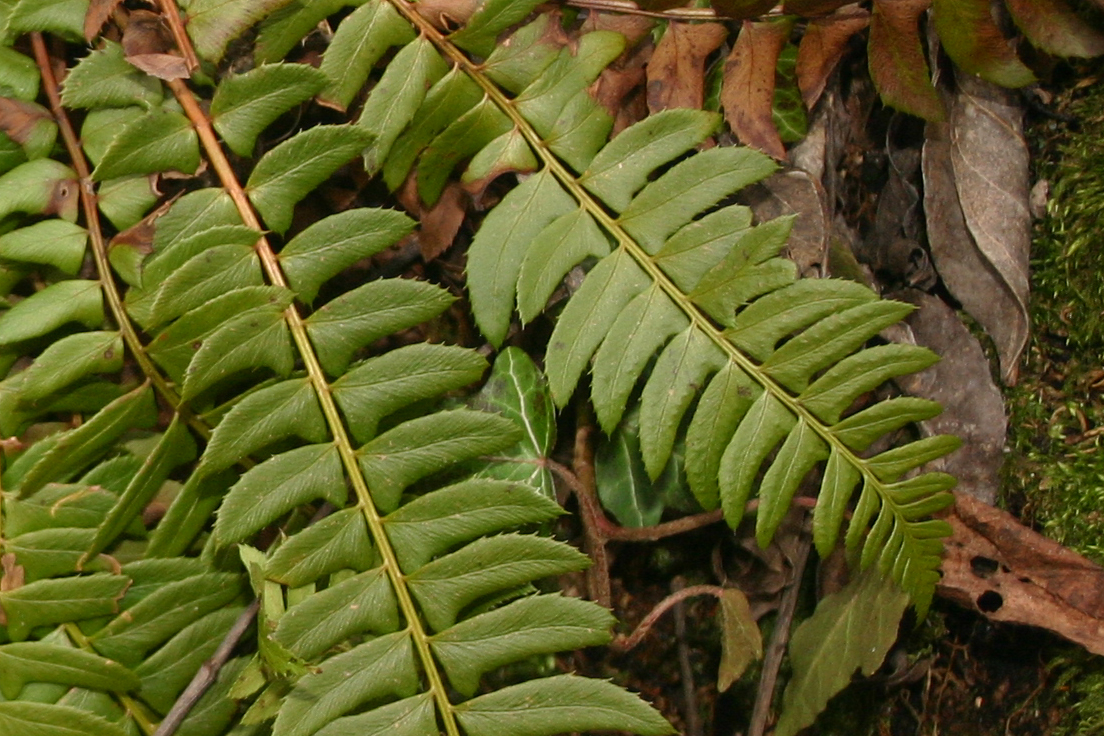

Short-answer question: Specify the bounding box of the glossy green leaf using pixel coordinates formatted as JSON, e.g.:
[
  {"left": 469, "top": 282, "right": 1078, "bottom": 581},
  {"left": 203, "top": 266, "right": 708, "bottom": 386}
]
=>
[
  {"left": 273, "top": 631, "right": 419, "bottom": 736},
  {"left": 432, "top": 594, "right": 613, "bottom": 697},
  {"left": 596, "top": 413, "right": 665, "bottom": 528},
  {"left": 274, "top": 568, "right": 399, "bottom": 660},
  {"left": 305, "top": 278, "right": 455, "bottom": 376},
  {"left": 265, "top": 508, "right": 374, "bottom": 587},
  {"left": 89, "top": 573, "right": 245, "bottom": 666},
  {"left": 211, "top": 63, "right": 328, "bottom": 156},
  {"left": 357, "top": 410, "right": 520, "bottom": 513},
  {"left": 406, "top": 534, "right": 591, "bottom": 632},
  {"left": 775, "top": 568, "right": 909, "bottom": 736},
  {"left": 455, "top": 675, "right": 675, "bottom": 736},
  {"left": 466, "top": 347, "right": 557, "bottom": 498},
  {"left": 468, "top": 169, "right": 575, "bottom": 346},
  {"left": 333, "top": 343, "right": 487, "bottom": 444},
  {"left": 279, "top": 207, "right": 414, "bottom": 304},
  {"left": 215, "top": 443, "right": 346, "bottom": 545},
  {"left": 0, "top": 703, "right": 129, "bottom": 736},
  {"left": 200, "top": 377, "right": 328, "bottom": 477},
  {"left": 0, "top": 574, "right": 129, "bottom": 642},
  {"left": 246, "top": 125, "right": 375, "bottom": 234},
  {"left": 16, "top": 331, "right": 122, "bottom": 401},
  {"left": 318, "top": 0, "right": 413, "bottom": 111},
  {"left": 92, "top": 108, "right": 200, "bottom": 181},
  {"left": 384, "top": 479, "right": 563, "bottom": 572},
  {"left": 0, "top": 642, "right": 140, "bottom": 700},
  {"left": 772, "top": 44, "right": 807, "bottom": 142},
  {"left": 185, "top": 0, "right": 297, "bottom": 63}
]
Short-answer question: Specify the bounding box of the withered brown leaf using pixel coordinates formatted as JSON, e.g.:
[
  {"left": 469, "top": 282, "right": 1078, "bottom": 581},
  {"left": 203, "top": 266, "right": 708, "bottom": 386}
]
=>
[
  {"left": 647, "top": 20, "right": 727, "bottom": 113},
  {"left": 868, "top": 0, "right": 944, "bottom": 121},
  {"left": 721, "top": 19, "right": 792, "bottom": 159},
  {"left": 795, "top": 4, "right": 869, "bottom": 110}
]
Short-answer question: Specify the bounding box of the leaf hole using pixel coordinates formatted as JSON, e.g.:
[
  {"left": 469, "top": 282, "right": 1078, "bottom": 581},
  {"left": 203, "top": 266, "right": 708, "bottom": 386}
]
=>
[
  {"left": 976, "top": 590, "right": 1003, "bottom": 613},
  {"left": 969, "top": 555, "right": 1000, "bottom": 579}
]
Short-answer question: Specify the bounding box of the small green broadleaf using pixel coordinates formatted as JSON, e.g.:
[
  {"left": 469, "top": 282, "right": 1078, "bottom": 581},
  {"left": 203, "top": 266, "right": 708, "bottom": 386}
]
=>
[
  {"left": 6, "top": 0, "right": 86, "bottom": 41},
  {"left": 932, "top": 0, "right": 1036, "bottom": 88},
  {"left": 0, "top": 47, "right": 39, "bottom": 100},
  {"left": 774, "top": 568, "right": 909, "bottom": 736},
  {"left": 717, "top": 587, "right": 762, "bottom": 691}
]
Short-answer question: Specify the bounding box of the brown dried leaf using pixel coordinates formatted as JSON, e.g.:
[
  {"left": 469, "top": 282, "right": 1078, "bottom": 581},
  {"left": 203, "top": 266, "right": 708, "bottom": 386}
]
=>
[
  {"left": 717, "top": 588, "right": 762, "bottom": 691},
  {"left": 647, "top": 21, "right": 726, "bottom": 113},
  {"left": 721, "top": 19, "right": 792, "bottom": 159},
  {"left": 740, "top": 168, "right": 829, "bottom": 275},
  {"left": 85, "top": 0, "right": 123, "bottom": 42},
  {"left": 892, "top": 290, "right": 1006, "bottom": 505},
  {"left": 783, "top": 0, "right": 856, "bottom": 15},
  {"left": 1005, "top": 0, "right": 1104, "bottom": 58},
  {"left": 923, "top": 73, "right": 1030, "bottom": 384},
  {"left": 411, "top": 0, "right": 480, "bottom": 30},
  {"left": 397, "top": 177, "right": 468, "bottom": 261},
  {"left": 0, "top": 97, "right": 52, "bottom": 147},
  {"left": 123, "top": 10, "right": 190, "bottom": 80},
  {"left": 868, "top": 0, "right": 944, "bottom": 121},
  {"left": 796, "top": 4, "right": 869, "bottom": 110},
  {"left": 712, "top": 0, "right": 778, "bottom": 19},
  {"left": 939, "top": 493, "right": 1104, "bottom": 655}
]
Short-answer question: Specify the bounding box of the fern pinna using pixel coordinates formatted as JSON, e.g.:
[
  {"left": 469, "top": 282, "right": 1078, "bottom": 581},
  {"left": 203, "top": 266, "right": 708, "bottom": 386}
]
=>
[{"left": 0, "top": 1, "right": 957, "bottom": 735}]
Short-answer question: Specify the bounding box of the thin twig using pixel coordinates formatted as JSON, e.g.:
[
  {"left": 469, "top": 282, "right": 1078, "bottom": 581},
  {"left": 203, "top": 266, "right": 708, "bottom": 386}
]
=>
[
  {"left": 152, "top": 0, "right": 200, "bottom": 72},
  {"left": 672, "top": 577, "right": 703, "bottom": 736},
  {"left": 152, "top": 598, "right": 260, "bottom": 736},
  {"left": 613, "top": 585, "right": 724, "bottom": 652},
  {"left": 570, "top": 418, "right": 612, "bottom": 608},
  {"left": 747, "top": 531, "right": 812, "bottom": 736}
]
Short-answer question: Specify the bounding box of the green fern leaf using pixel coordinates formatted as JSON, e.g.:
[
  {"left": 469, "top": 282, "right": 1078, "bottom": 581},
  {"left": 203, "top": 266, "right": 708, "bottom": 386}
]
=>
[
  {"left": 0, "top": 280, "right": 102, "bottom": 346},
  {"left": 185, "top": 0, "right": 297, "bottom": 63},
  {"left": 0, "top": 702, "right": 129, "bottom": 736},
  {"left": 91, "top": 108, "right": 200, "bottom": 181},
  {"left": 0, "top": 574, "right": 130, "bottom": 641},
  {"left": 16, "top": 331, "right": 121, "bottom": 401},
  {"left": 0, "top": 642, "right": 141, "bottom": 699},
  {"left": 317, "top": 0, "right": 413, "bottom": 111},
  {"left": 245, "top": 125, "right": 374, "bottom": 234},
  {"left": 265, "top": 509, "right": 375, "bottom": 587},
  {"left": 0, "top": 220, "right": 86, "bottom": 273},
  {"left": 214, "top": 444, "right": 345, "bottom": 545},
  {"left": 211, "top": 63, "right": 328, "bottom": 156},
  {"left": 0, "top": 46, "right": 40, "bottom": 100},
  {"left": 309, "top": 693, "right": 436, "bottom": 736},
  {"left": 6, "top": 0, "right": 85, "bottom": 41}
]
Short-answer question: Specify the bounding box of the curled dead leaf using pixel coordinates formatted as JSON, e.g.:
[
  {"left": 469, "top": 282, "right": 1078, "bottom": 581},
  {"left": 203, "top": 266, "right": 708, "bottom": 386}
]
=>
[
  {"left": 85, "top": 0, "right": 124, "bottom": 42},
  {"left": 721, "top": 19, "right": 793, "bottom": 159},
  {"left": 1005, "top": 0, "right": 1104, "bottom": 58},
  {"left": 123, "top": 9, "right": 190, "bottom": 79}
]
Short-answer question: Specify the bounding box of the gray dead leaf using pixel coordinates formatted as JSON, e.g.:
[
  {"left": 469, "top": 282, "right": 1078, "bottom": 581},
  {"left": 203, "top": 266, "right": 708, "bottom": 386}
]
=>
[
  {"left": 739, "top": 168, "right": 830, "bottom": 276},
  {"left": 891, "top": 289, "right": 1007, "bottom": 505},
  {"left": 923, "top": 72, "right": 1030, "bottom": 385}
]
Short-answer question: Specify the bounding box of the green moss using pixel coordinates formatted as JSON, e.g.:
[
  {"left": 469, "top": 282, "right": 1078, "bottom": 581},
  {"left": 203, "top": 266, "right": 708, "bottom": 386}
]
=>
[{"left": 1006, "top": 67, "right": 1104, "bottom": 565}]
